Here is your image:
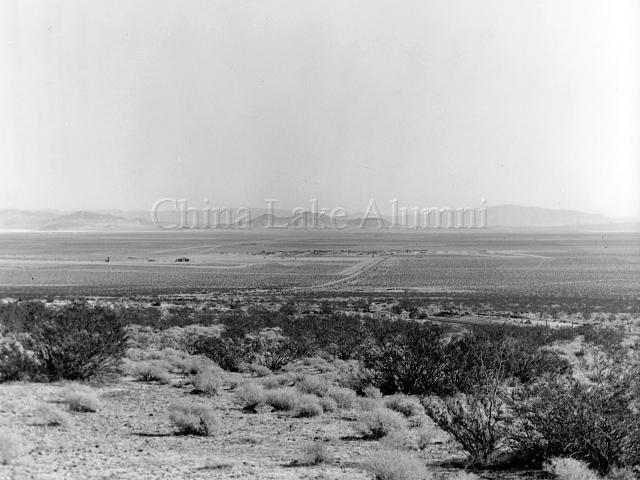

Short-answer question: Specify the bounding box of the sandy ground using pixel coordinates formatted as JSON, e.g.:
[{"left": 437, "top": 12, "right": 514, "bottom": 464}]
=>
[{"left": 0, "top": 377, "right": 478, "bottom": 480}]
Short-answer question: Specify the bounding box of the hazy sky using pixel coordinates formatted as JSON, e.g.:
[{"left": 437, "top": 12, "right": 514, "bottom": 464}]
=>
[{"left": 1, "top": 0, "right": 638, "bottom": 217}]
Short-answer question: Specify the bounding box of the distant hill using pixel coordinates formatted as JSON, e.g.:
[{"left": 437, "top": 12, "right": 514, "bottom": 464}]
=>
[
  {"left": 0, "top": 205, "right": 631, "bottom": 231},
  {"left": 38, "top": 211, "right": 152, "bottom": 231},
  {"left": 487, "top": 205, "right": 612, "bottom": 227}
]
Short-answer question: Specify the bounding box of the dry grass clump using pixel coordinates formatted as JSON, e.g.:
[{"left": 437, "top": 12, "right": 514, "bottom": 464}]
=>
[
  {"left": 295, "top": 375, "right": 329, "bottom": 396},
  {"left": 384, "top": 394, "right": 425, "bottom": 417},
  {"left": 543, "top": 457, "right": 601, "bottom": 480},
  {"left": 299, "top": 441, "right": 331, "bottom": 465},
  {"left": 364, "top": 448, "right": 432, "bottom": 480},
  {"left": 363, "top": 386, "right": 383, "bottom": 399},
  {"left": 380, "top": 429, "right": 417, "bottom": 451},
  {"left": 356, "top": 397, "right": 382, "bottom": 412},
  {"left": 294, "top": 394, "right": 323, "bottom": 417},
  {"left": 261, "top": 374, "right": 291, "bottom": 389},
  {"left": 264, "top": 388, "right": 299, "bottom": 411},
  {"left": 33, "top": 404, "right": 70, "bottom": 428},
  {"left": 326, "top": 386, "right": 357, "bottom": 409},
  {"left": 0, "top": 430, "right": 25, "bottom": 465},
  {"left": 319, "top": 396, "right": 338, "bottom": 412},
  {"left": 131, "top": 361, "right": 172, "bottom": 384},
  {"left": 169, "top": 401, "right": 220, "bottom": 436},
  {"left": 191, "top": 368, "right": 222, "bottom": 394},
  {"left": 63, "top": 383, "right": 102, "bottom": 412},
  {"left": 356, "top": 407, "right": 406, "bottom": 439},
  {"left": 234, "top": 382, "right": 265, "bottom": 412}
]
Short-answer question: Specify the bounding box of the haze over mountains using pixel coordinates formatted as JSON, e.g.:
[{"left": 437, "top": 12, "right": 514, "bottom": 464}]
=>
[{"left": 0, "top": 205, "right": 636, "bottom": 232}]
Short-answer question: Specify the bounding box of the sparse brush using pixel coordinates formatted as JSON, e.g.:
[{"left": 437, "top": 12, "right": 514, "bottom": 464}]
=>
[
  {"left": 169, "top": 401, "right": 220, "bottom": 436},
  {"left": 294, "top": 394, "right": 323, "bottom": 417},
  {"left": 131, "top": 361, "right": 172, "bottom": 384},
  {"left": 385, "top": 394, "right": 424, "bottom": 417},
  {"left": 191, "top": 368, "right": 222, "bottom": 394},
  {"left": 363, "top": 386, "right": 383, "bottom": 399},
  {"left": 234, "top": 382, "right": 265, "bottom": 412},
  {"left": 295, "top": 375, "right": 329, "bottom": 396},
  {"left": 319, "top": 396, "right": 338, "bottom": 412},
  {"left": 261, "top": 374, "right": 291, "bottom": 389},
  {"left": 33, "top": 404, "right": 70, "bottom": 428},
  {"left": 356, "top": 407, "right": 406, "bottom": 439},
  {"left": 264, "top": 388, "right": 299, "bottom": 411},
  {"left": 543, "top": 457, "right": 601, "bottom": 480},
  {"left": 63, "top": 383, "right": 102, "bottom": 412},
  {"left": 381, "top": 429, "right": 417, "bottom": 451},
  {"left": 0, "top": 430, "right": 25, "bottom": 465},
  {"left": 326, "top": 386, "right": 357, "bottom": 409},
  {"left": 364, "top": 448, "right": 432, "bottom": 480},
  {"left": 299, "top": 441, "right": 331, "bottom": 465}
]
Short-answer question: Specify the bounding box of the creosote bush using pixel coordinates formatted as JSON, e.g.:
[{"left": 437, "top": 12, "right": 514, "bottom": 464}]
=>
[{"left": 169, "top": 402, "right": 220, "bottom": 436}]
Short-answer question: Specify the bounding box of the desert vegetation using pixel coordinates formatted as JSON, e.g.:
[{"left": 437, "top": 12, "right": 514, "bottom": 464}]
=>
[{"left": 0, "top": 298, "right": 639, "bottom": 478}]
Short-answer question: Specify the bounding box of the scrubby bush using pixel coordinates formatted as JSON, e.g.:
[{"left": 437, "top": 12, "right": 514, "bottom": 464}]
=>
[
  {"left": 319, "top": 396, "right": 338, "bottom": 413},
  {"left": 261, "top": 374, "right": 291, "bottom": 389},
  {"left": 356, "top": 407, "right": 406, "bottom": 439},
  {"left": 63, "top": 383, "right": 102, "bottom": 412},
  {"left": 326, "top": 386, "right": 357, "bottom": 409},
  {"left": 544, "top": 457, "right": 601, "bottom": 480},
  {"left": 385, "top": 394, "right": 424, "bottom": 417},
  {"left": 191, "top": 335, "right": 253, "bottom": 372},
  {"left": 294, "top": 394, "right": 323, "bottom": 417},
  {"left": 299, "top": 441, "right": 331, "bottom": 465},
  {"left": 363, "top": 386, "right": 382, "bottom": 399},
  {"left": 423, "top": 388, "right": 511, "bottom": 466},
  {"left": 169, "top": 402, "right": 220, "bottom": 436},
  {"left": 0, "top": 334, "right": 39, "bottom": 382},
  {"left": 295, "top": 375, "right": 329, "bottom": 396},
  {"left": 264, "top": 388, "right": 299, "bottom": 411},
  {"left": 364, "top": 448, "right": 431, "bottom": 480},
  {"left": 191, "top": 368, "right": 222, "bottom": 394},
  {"left": 30, "top": 302, "right": 129, "bottom": 380},
  {"left": 131, "top": 361, "right": 172, "bottom": 384},
  {"left": 234, "top": 382, "right": 265, "bottom": 412}
]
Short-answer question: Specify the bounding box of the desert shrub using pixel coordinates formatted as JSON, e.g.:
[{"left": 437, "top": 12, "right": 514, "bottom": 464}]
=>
[
  {"left": 582, "top": 325, "right": 625, "bottom": 352},
  {"left": 326, "top": 386, "right": 357, "bottom": 409},
  {"left": 191, "top": 369, "right": 222, "bottom": 394},
  {"left": 32, "top": 404, "right": 70, "bottom": 428},
  {"left": 0, "top": 334, "right": 39, "bottom": 382},
  {"left": 356, "top": 407, "right": 406, "bottom": 439},
  {"left": 234, "top": 382, "right": 265, "bottom": 412},
  {"left": 169, "top": 402, "right": 220, "bottom": 436},
  {"left": 299, "top": 441, "right": 331, "bottom": 465},
  {"left": 0, "top": 430, "right": 25, "bottom": 465},
  {"left": 261, "top": 374, "right": 291, "bottom": 389},
  {"left": 21, "top": 302, "right": 129, "bottom": 380},
  {"left": 363, "top": 386, "right": 383, "bottom": 399},
  {"left": 319, "top": 396, "right": 338, "bottom": 412},
  {"left": 131, "top": 361, "right": 172, "bottom": 384},
  {"left": 544, "top": 457, "right": 601, "bottom": 480},
  {"left": 295, "top": 375, "right": 329, "bottom": 396},
  {"left": 364, "top": 448, "right": 431, "bottom": 480},
  {"left": 385, "top": 394, "right": 424, "bottom": 417},
  {"left": 423, "top": 388, "right": 511, "bottom": 466},
  {"left": 381, "top": 429, "right": 417, "bottom": 451},
  {"left": 252, "top": 328, "right": 300, "bottom": 371},
  {"left": 264, "top": 388, "right": 299, "bottom": 411},
  {"left": 363, "top": 319, "right": 449, "bottom": 395},
  {"left": 416, "top": 427, "right": 436, "bottom": 450},
  {"left": 249, "top": 363, "right": 272, "bottom": 377},
  {"left": 606, "top": 467, "right": 638, "bottom": 480},
  {"left": 63, "top": 383, "right": 102, "bottom": 412},
  {"left": 508, "top": 374, "right": 639, "bottom": 474},
  {"left": 190, "top": 335, "right": 254, "bottom": 372},
  {"left": 357, "top": 397, "right": 382, "bottom": 411},
  {"left": 294, "top": 394, "right": 323, "bottom": 417}
]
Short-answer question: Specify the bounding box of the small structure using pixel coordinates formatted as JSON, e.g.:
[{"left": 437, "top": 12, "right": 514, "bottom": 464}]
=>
[
  {"left": 174, "top": 257, "right": 190, "bottom": 262},
  {"left": 105, "top": 257, "right": 110, "bottom": 263}
]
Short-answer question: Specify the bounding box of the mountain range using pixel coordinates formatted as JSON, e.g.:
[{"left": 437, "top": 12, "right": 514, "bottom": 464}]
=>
[{"left": 0, "top": 205, "right": 636, "bottom": 231}]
